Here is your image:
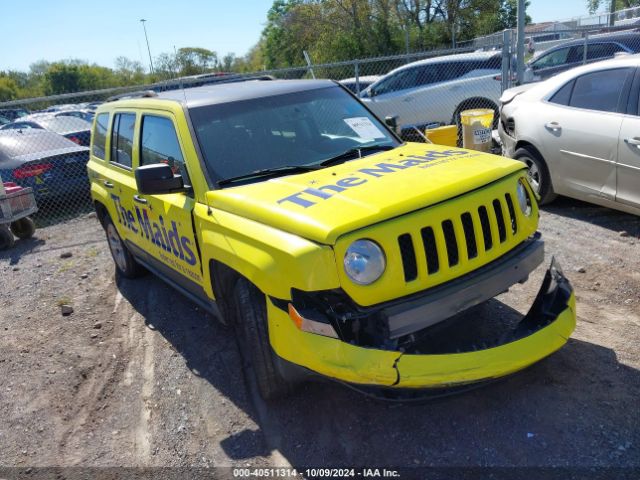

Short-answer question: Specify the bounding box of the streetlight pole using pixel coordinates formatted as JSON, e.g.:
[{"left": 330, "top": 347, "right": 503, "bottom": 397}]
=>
[
  {"left": 516, "top": 0, "right": 525, "bottom": 85},
  {"left": 140, "top": 19, "right": 154, "bottom": 75}
]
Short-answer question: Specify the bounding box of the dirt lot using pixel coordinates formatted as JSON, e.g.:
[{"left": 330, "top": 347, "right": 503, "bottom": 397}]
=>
[{"left": 0, "top": 198, "right": 639, "bottom": 476}]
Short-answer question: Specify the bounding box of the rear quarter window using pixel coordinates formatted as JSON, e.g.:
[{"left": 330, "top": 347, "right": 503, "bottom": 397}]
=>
[{"left": 92, "top": 113, "right": 109, "bottom": 159}]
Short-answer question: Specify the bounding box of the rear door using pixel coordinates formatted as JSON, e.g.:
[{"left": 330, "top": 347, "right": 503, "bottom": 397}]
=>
[
  {"left": 104, "top": 111, "right": 139, "bottom": 243},
  {"left": 615, "top": 69, "right": 640, "bottom": 209},
  {"left": 128, "top": 112, "right": 204, "bottom": 291},
  {"left": 537, "top": 67, "right": 633, "bottom": 200}
]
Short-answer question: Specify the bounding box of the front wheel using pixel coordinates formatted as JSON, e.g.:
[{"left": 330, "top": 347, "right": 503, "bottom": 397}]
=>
[
  {"left": 233, "top": 278, "right": 293, "bottom": 400},
  {"left": 103, "top": 215, "right": 146, "bottom": 278},
  {"left": 514, "top": 147, "right": 557, "bottom": 205},
  {"left": 10, "top": 217, "right": 36, "bottom": 240}
]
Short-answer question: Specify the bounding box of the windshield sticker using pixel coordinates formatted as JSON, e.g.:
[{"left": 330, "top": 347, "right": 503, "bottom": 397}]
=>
[{"left": 343, "top": 117, "right": 386, "bottom": 139}]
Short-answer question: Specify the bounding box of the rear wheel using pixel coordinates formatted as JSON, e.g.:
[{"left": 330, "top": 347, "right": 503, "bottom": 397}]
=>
[
  {"left": 233, "top": 278, "right": 292, "bottom": 400},
  {"left": 0, "top": 227, "right": 15, "bottom": 250},
  {"left": 102, "top": 215, "right": 146, "bottom": 278},
  {"left": 10, "top": 217, "right": 36, "bottom": 240},
  {"left": 514, "top": 147, "right": 557, "bottom": 205}
]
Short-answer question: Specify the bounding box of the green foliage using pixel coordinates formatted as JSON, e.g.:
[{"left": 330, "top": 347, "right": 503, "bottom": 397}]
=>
[
  {"left": 0, "top": 76, "right": 19, "bottom": 102},
  {"left": 254, "top": 0, "right": 532, "bottom": 69}
]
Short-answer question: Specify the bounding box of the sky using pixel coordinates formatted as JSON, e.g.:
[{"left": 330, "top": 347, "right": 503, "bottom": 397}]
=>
[{"left": 1, "top": 0, "right": 593, "bottom": 72}]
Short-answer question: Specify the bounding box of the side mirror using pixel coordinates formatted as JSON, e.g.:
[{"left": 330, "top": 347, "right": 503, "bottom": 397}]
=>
[
  {"left": 135, "top": 163, "right": 186, "bottom": 195},
  {"left": 385, "top": 115, "right": 399, "bottom": 133}
]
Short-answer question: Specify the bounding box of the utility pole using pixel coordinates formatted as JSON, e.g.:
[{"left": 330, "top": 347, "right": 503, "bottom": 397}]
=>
[
  {"left": 516, "top": 0, "right": 525, "bottom": 85},
  {"left": 140, "top": 19, "right": 154, "bottom": 75},
  {"left": 610, "top": 0, "right": 617, "bottom": 26}
]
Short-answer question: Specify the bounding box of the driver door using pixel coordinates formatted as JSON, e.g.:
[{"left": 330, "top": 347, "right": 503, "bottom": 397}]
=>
[{"left": 129, "top": 113, "right": 204, "bottom": 293}]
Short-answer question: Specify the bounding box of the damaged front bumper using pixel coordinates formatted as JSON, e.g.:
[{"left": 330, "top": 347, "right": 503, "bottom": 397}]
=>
[{"left": 268, "top": 258, "right": 575, "bottom": 389}]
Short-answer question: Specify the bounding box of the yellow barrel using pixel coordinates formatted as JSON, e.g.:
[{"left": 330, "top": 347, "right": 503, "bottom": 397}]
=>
[
  {"left": 424, "top": 125, "right": 457, "bottom": 147},
  {"left": 460, "top": 109, "right": 494, "bottom": 152}
]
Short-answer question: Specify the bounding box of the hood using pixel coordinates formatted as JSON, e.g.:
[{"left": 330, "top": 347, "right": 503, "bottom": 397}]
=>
[
  {"left": 499, "top": 83, "right": 537, "bottom": 105},
  {"left": 206, "top": 143, "right": 525, "bottom": 245}
]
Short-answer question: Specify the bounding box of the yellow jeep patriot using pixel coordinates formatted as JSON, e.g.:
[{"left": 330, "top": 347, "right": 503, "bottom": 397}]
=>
[{"left": 88, "top": 78, "right": 576, "bottom": 399}]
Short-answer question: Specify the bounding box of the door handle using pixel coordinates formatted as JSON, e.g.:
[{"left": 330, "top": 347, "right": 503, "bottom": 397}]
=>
[
  {"left": 103, "top": 181, "right": 114, "bottom": 189},
  {"left": 403, "top": 96, "right": 413, "bottom": 102},
  {"left": 133, "top": 195, "right": 147, "bottom": 204},
  {"left": 624, "top": 137, "right": 640, "bottom": 147},
  {"left": 545, "top": 122, "right": 561, "bottom": 131}
]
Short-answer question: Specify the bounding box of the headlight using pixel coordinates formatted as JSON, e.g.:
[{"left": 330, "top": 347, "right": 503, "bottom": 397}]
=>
[
  {"left": 517, "top": 179, "right": 532, "bottom": 217},
  {"left": 344, "top": 239, "right": 386, "bottom": 285}
]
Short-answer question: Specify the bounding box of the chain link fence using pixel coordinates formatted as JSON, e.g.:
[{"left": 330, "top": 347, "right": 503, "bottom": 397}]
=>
[{"left": 2, "top": 18, "right": 640, "bottom": 227}]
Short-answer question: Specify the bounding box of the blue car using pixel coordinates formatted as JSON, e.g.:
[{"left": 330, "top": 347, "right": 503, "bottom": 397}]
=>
[{"left": 0, "top": 129, "right": 90, "bottom": 204}]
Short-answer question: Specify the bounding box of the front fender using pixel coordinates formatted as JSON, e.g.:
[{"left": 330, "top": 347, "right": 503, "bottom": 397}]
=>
[{"left": 194, "top": 203, "right": 340, "bottom": 300}]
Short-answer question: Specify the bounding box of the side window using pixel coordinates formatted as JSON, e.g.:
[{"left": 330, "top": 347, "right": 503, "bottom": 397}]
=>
[
  {"left": 549, "top": 80, "right": 575, "bottom": 106},
  {"left": 567, "top": 45, "right": 585, "bottom": 63},
  {"left": 110, "top": 113, "right": 135, "bottom": 168},
  {"left": 568, "top": 68, "right": 631, "bottom": 113},
  {"left": 92, "top": 113, "right": 109, "bottom": 159},
  {"left": 415, "top": 65, "right": 439, "bottom": 85},
  {"left": 374, "top": 68, "right": 420, "bottom": 95},
  {"left": 532, "top": 47, "right": 570, "bottom": 70},
  {"left": 139, "top": 115, "right": 190, "bottom": 185},
  {"left": 484, "top": 56, "right": 502, "bottom": 70},
  {"left": 587, "top": 43, "right": 625, "bottom": 60}
]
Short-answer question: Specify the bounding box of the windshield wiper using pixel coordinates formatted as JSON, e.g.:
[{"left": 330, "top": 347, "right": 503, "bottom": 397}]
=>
[
  {"left": 317, "top": 144, "right": 395, "bottom": 168},
  {"left": 217, "top": 164, "right": 320, "bottom": 187}
]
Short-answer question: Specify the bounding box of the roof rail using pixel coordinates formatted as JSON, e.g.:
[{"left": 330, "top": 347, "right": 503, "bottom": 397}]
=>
[
  {"left": 152, "top": 74, "right": 275, "bottom": 92},
  {"left": 106, "top": 90, "right": 158, "bottom": 102}
]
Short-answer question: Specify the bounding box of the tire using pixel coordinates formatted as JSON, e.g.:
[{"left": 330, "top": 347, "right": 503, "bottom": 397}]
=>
[
  {"left": 10, "top": 217, "right": 35, "bottom": 240},
  {"left": 102, "top": 214, "right": 146, "bottom": 278},
  {"left": 0, "top": 227, "right": 15, "bottom": 250},
  {"left": 514, "top": 147, "right": 557, "bottom": 205},
  {"left": 233, "top": 278, "right": 292, "bottom": 400}
]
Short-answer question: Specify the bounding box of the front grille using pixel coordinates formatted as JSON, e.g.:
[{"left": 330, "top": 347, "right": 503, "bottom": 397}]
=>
[{"left": 397, "top": 194, "right": 519, "bottom": 284}]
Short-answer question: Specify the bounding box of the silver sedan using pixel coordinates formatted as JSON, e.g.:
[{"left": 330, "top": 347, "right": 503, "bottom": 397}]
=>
[{"left": 499, "top": 54, "right": 640, "bottom": 216}]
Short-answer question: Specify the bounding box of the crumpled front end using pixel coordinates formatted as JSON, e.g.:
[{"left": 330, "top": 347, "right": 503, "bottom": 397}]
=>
[{"left": 267, "top": 257, "right": 575, "bottom": 389}]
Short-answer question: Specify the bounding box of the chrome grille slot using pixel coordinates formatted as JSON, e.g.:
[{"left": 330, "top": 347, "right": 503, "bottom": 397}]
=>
[
  {"left": 460, "top": 212, "right": 478, "bottom": 259},
  {"left": 493, "top": 199, "right": 507, "bottom": 243},
  {"left": 420, "top": 227, "right": 439, "bottom": 274},
  {"left": 505, "top": 193, "right": 518, "bottom": 234},
  {"left": 398, "top": 233, "right": 418, "bottom": 282},
  {"left": 478, "top": 206, "right": 493, "bottom": 251},
  {"left": 441, "top": 220, "right": 459, "bottom": 267}
]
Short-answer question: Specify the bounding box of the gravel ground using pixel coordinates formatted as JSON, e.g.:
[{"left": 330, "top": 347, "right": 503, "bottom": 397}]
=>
[{"left": 0, "top": 198, "right": 639, "bottom": 476}]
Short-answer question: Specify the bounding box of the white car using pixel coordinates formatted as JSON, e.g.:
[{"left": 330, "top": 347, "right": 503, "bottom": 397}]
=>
[
  {"left": 360, "top": 51, "right": 503, "bottom": 134},
  {"left": 499, "top": 55, "right": 640, "bottom": 215}
]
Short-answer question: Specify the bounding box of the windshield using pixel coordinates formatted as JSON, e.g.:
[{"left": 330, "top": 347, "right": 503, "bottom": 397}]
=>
[{"left": 189, "top": 85, "right": 399, "bottom": 185}]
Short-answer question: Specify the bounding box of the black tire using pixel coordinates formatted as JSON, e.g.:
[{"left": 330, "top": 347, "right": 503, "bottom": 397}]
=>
[
  {"left": 0, "top": 227, "right": 15, "bottom": 250},
  {"left": 102, "top": 214, "right": 146, "bottom": 278},
  {"left": 233, "top": 278, "right": 292, "bottom": 400},
  {"left": 514, "top": 147, "right": 557, "bottom": 205},
  {"left": 10, "top": 217, "right": 36, "bottom": 240}
]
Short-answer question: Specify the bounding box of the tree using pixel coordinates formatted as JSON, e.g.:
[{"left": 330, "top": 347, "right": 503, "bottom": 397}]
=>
[
  {"left": 176, "top": 47, "right": 218, "bottom": 75},
  {"left": 0, "top": 77, "right": 18, "bottom": 101},
  {"left": 114, "top": 56, "right": 146, "bottom": 85}
]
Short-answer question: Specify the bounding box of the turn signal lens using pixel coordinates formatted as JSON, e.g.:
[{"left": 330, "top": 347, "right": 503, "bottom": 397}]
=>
[{"left": 288, "top": 303, "right": 338, "bottom": 339}]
